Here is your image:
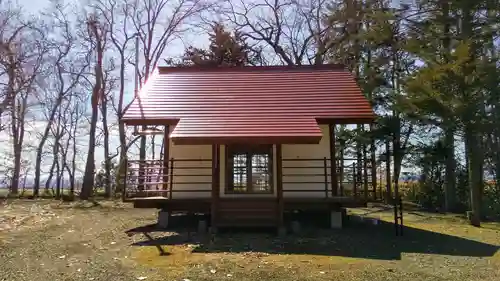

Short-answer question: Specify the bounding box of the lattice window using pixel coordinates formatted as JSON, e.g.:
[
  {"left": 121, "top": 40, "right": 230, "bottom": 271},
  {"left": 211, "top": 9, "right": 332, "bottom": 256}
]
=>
[
  {"left": 251, "top": 154, "right": 271, "bottom": 192},
  {"left": 232, "top": 153, "right": 248, "bottom": 192},
  {"left": 227, "top": 146, "right": 273, "bottom": 194}
]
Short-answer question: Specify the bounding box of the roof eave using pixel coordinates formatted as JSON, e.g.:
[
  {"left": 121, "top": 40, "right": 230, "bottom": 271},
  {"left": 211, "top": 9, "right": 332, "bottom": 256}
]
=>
[
  {"left": 120, "top": 118, "right": 180, "bottom": 126},
  {"left": 171, "top": 135, "right": 323, "bottom": 145},
  {"left": 316, "top": 116, "right": 376, "bottom": 125}
]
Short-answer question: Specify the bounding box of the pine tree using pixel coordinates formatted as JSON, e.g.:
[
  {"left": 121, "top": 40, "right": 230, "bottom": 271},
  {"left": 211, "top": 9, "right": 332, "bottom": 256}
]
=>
[
  {"left": 405, "top": 0, "right": 499, "bottom": 225},
  {"left": 182, "top": 23, "right": 260, "bottom": 66}
]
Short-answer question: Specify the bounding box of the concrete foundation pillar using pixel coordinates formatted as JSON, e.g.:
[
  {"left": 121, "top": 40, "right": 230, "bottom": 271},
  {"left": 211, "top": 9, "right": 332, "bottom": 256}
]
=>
[
  {"left": 157, "top": 210, "right": 170, "bottom": 229},
  {"left": 291, "top": 221, "right": 301, "bottom": 234},
  {"left": 330, "top": 211, "right": 343, "bottom": 229},
  {"left": 208, "top": 226, "right": 218, "bottom": 234},
  {"left": 277, "top": 226, "right": 287, "bottom": 237},
  {"left": 198, "top": 220, "right": 208, "bottom": 234}
]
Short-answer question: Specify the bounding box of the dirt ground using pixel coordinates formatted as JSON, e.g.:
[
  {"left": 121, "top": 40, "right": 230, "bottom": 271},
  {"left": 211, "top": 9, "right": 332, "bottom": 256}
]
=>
[{"left": 1, "top": 199, "right": 499, "bottom": 281}]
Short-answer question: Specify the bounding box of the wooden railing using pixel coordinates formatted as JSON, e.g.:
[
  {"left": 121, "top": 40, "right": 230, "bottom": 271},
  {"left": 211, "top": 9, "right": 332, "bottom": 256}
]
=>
[
  {"left": 122, "top": 158, "right": 212, "bottom": 200},
  {"left": 122, "top": 157, "right": 378, "bottom": 201},
  {"left": 282, "top": 157, "right": 377, "bottom": 200}
]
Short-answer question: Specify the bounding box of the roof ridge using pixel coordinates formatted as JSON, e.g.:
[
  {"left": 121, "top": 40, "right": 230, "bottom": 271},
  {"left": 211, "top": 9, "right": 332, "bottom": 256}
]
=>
[{"left": 158, "top": 64, "right": 347, "bottom": 74}]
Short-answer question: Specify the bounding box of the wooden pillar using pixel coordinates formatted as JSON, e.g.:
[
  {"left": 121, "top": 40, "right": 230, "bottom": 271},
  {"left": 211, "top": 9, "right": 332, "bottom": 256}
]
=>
[
  {"left": 352, "top": 163, "right": 357, "bottom": 197},
  {"left": 162, "top": 125, "right": 170, "bottom": 192},
  {"left": 276, "top": 144, "right": 284, "bottom": 229},
  {"left": 329, "top": 124, "right": 338, "bottom": 196},
  {"left": 370, "top": 123, "right": 377, "bottom": 200},
  {"left": 121, "top": 157, "right": 128, "bottom": 201},
  {"left": 169, "top": 158, "right": 174, "bottom": 200},
  {"left": 211, "top": 144, "right": 220, "bottom": 227},
  {"left": 363, "top": 129, "right": 369, "bottom": 201}
]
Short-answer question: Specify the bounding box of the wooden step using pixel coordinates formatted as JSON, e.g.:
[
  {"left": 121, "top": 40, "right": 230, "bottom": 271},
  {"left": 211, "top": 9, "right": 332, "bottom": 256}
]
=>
[{"left": 215, "top": 199, "right": 279, "bottom": 227}]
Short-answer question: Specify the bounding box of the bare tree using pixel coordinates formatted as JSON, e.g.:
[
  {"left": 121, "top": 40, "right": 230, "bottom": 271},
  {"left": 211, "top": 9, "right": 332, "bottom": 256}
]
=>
[
  {"left": 0, "top": 1, "right": 25, "bottom": 125},
  {"left": 131, "top": 0, "right": 210, "bottom": 185},
  {"left": 220, "top": 0, "right": 337, "bottom": 66},
  {"left": 10, "top": 89, "right": 27, "bottom": 194},
  {"left": 0, "top": 2, "right": 47, "bottom": 194},
  {"left": 89, "top": 0, "right": 209, "bottom": 194},
  {"left": 62, "top": 96, "right": 85, "bottom": 198},
  {"left": 99, "top": 64, "right": 117, "bottom": 197},
  {"left": 91, "top": 0, "right": 137, "bottom": 194},
  {"left": 80, "top": 14, "right": 107, "bottom": 200},
  {"left": 32, "top": 2, "right": 87, "bottom": 197},
  {"left": 45, "top": 102, "right": 65, "bottom": 197}
]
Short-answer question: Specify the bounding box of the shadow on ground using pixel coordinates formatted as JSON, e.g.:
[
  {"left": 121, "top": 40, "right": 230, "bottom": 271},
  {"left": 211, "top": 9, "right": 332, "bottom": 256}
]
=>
[{"left": 126, "top": 219, "right": 499, "bottom": 260}]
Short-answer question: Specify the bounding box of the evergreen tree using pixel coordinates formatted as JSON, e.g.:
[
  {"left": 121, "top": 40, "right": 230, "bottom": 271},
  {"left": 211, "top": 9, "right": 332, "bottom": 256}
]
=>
[{"left": 182, "top": 23, "right": 261, "bottom": 66}]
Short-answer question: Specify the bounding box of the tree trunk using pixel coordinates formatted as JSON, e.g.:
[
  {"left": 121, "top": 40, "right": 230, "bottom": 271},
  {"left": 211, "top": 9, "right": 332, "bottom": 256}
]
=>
[
  {"left": 45, "top": 158, "right": 57, "bottom": 194},
  {"left": 116, "top": 50, "right": 128, "bottom": 195},
  {"left": 55, "top": 156, "right": 62, "bottom": 199},
  {"left": 11, "top": 144, "right": 21, "bottom": 196},
  {"left": 440, "top": 0, "right": 456, "bottom": 212},
  {"left": 101, "top": 94, "right": 111, "bottom": 197},
  {"left": 81, "top": 20, "right": 105, "bottom": 200},
  {"left": 58, "top": 142, "right": 68, "bottom": 200},
  {"left": 81, "top": 97, "right": 99, "bottom": 200},
  {"left": 33, "top": 151, "right": 44, "bottom": 197},
  {"left": 385, "top": 139, "right": 391, "bottom": 202},
  {"left": 443, "top": 125, "right": 456, "bottom": 212},
  {"left": 10, "top": 95, "right": 26, "bottom": 195},
  {"left": 465, "top": 124, "right": 482, "bottom": 227},
  {"left": 33, "top": 98, "right": 63, "bottom": 197},
  {"left": 393, "top": 124, "right": 401, "bottom": 202},
  {"left": 69, "top": 110, "right": 78, "bottom": 198},
  {"left": 496, "top": 133, "right": 500, "bottom": 191}
]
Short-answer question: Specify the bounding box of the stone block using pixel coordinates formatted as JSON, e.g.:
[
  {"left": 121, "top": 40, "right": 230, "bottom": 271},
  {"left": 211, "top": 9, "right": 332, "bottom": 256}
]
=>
[
  {"left": 198, "top": 220, "right": 208, "bottom": 234},
  {"left": 157, "top": 210, "right": 169, "bottom": 229},
  {"left": 330, "top": 211, "right": 343, "bottom": 229},
  {"left": 291, "top": 221, "right": 301, "bottom": 234}
]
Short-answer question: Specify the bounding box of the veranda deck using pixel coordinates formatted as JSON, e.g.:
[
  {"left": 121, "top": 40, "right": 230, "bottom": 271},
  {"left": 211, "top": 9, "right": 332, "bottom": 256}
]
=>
[{"left": 129, "top": 196, "right": 369, "bottom": 210}]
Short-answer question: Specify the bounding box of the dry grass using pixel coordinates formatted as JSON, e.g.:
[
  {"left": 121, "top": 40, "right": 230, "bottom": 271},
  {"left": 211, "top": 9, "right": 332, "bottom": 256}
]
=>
[{"left": 1, "top": 199, "right": 499, "bottom": 281}]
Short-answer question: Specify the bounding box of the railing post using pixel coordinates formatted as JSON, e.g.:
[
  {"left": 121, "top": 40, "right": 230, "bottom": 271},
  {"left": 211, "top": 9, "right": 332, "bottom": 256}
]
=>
[
  {"left": 323, "top": 157, "right": 328, "bottom": 198},
  {"left": 339, "top": 150, "right": 345, "bottom": 196},
  {"left": 121, "top": 157, "right": 128, "bottom": 201},
  {"left": 163, "top": 125, "right": 170, "bottom": 192},
  {"left": 370, "top": 123, "right": 377, "bottom": 200},
  {"left": 329, "top": 124, "right": 338, "bottom": 197},
  {"left": 211, "top": 145, "right": 221, "bottom": 229},
  {"left": 276, "top": 144, "right": 284, "bottom": 231},
  {"left": 169, "top": 158, "right": 174, "bottom": 200},
  {"left": 363, "top": 144, "right": 369, "bottom": 201}
]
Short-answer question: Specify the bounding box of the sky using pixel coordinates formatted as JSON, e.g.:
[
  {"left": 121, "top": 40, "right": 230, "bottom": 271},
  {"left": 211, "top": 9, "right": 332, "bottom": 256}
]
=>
[
  {"left": 0, "top": 0, "right": 424, "bottom": 187},
  {"left": 1, "top": 0, "right": 194, "bottom": 183}
]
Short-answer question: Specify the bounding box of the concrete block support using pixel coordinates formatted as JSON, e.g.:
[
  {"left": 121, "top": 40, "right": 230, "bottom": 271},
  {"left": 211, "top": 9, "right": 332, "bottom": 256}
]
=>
[
  {"left": 157, "top": 210, "right": 170, "bottom": 229},
  {"left": 277, "top": 226, "right": 287, "bottom": 237},
  {"left": 330, "top": 211, "right": 343, "bottom": 229},
  {"left": 198, "top": 220, "right": 208, "bottom": 234},
  {"left": 208, "top": 226, "right": 218, "bottom": 235},
  {"left": 291, "top": 221, "right": 301, "bottom": 234}
]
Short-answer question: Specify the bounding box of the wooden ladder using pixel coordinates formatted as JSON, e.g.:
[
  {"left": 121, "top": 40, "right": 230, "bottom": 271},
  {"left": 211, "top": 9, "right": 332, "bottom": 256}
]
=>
[{"left": 394, "top": 195, "right": 404, "bottom": 236}]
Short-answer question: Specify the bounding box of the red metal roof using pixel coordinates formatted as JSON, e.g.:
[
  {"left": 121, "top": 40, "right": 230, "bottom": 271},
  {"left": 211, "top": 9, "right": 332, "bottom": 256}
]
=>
[{"left": 122, "top": 65, "right": 375, "bottom": 144}]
